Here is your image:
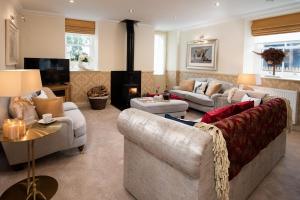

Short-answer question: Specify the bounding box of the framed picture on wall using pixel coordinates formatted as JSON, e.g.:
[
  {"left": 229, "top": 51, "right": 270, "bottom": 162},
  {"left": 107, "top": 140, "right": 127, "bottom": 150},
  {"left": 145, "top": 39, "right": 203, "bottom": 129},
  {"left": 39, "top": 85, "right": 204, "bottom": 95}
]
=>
[
  {"left": 186, "top": 39, "right": 218, "bottom": 70},
  {"left": 5, "top": 19, "right": 19, "bottom": 66}
]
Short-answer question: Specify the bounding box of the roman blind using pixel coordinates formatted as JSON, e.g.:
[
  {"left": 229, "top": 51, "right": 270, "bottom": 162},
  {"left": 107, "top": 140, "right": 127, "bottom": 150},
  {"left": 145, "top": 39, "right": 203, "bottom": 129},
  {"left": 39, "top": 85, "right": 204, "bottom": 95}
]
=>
[
  {"left": 65, "top": 18, "right": 95, "bottom": 34},
  {"left": 251, "top": 12, "right": 300, "bottom": 36}
]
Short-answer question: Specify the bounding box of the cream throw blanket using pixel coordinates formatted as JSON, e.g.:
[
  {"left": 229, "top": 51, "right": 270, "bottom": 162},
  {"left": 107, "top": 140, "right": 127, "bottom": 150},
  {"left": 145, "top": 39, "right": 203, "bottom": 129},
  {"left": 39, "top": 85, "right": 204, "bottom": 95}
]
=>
[{"left": 194, "top": 122, "right": 230, "bottom": 200}]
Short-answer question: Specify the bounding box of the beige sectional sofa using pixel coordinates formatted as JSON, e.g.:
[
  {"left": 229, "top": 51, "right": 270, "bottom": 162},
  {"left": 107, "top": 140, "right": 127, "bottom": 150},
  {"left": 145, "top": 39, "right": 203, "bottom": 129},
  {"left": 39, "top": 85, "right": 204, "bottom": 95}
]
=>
[
  {"left": 0, "top": 88, "right": 86, "bottom": 166},
  {"left": 170, "top": 78, "right": 235, "bottom": 112}
]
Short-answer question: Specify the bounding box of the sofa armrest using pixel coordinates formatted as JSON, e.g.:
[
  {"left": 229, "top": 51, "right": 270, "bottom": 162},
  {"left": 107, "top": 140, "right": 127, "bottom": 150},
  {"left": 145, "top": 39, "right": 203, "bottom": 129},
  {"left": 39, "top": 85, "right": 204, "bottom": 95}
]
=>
[
  {"left": 210, "top": 93, "right": 223, "bottom": 101},
  {"left": 117, "top": 108, "right": 213, "bottom": 178}
]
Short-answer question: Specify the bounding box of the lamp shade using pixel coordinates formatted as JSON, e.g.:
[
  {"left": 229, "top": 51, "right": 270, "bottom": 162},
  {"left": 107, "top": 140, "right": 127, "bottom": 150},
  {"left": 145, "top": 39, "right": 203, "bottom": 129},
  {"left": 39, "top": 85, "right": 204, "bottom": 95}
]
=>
[
  {"left": 237, "top": 74, "right": 261, "bottom": 86},
  {"left": 0, "top": 70, "right": 42, "bottom": 97}
]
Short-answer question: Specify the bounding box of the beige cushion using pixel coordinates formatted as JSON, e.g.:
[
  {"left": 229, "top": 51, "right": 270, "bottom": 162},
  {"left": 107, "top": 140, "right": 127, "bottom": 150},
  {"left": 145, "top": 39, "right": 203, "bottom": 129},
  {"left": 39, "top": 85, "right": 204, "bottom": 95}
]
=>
[
  {"left": 178, "top": 80, "right": 195, "bottom": 92},
  {"left": 9, "top": 97, "right": 39, "bottom": 124},
  {"left": 205, "top": 82, "right": 222, "bottom": 97},
  {"left": 32, "top": 97, "right": 64, "bottom": 118},
  {"left": 232, "top": 90, "right": 267, "bottom": 102}
]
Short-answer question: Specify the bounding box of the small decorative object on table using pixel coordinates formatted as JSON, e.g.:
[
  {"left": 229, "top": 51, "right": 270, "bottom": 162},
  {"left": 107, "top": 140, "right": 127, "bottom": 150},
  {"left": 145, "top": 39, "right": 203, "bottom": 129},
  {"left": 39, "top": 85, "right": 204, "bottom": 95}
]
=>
[
  {"left": 2, "top": 119, "right": 26, "bottom": 140},
  {"left": 163, "top": 90, "right": 170, "bottom": 100},
  {"left": 254, "top": 48, "right": 285, "bottom": 76},
  {"left": 87, "top": 85, "right": 109, "bottom": 110}
]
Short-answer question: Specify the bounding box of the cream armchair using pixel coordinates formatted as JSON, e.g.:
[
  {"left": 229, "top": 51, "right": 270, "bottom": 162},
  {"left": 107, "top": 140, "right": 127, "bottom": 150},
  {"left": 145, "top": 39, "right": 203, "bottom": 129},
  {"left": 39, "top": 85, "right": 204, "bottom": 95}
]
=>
[{"left": 0, "top": 88, "right": 86, "bottom": 167}]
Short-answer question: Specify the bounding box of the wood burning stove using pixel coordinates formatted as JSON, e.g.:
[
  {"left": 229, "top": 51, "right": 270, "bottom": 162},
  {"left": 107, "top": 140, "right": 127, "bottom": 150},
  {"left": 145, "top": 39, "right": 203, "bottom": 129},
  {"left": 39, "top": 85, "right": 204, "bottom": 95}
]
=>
[{"left": 111, "top": 19, "right": 141, "bottom": 110}]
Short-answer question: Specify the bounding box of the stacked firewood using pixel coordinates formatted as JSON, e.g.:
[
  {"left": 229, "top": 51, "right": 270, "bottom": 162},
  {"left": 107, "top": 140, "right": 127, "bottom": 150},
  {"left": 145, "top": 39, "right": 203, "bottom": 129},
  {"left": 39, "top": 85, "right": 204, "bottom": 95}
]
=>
[{"left": 87, "top": 85, "right": 109, "bottom": 97}]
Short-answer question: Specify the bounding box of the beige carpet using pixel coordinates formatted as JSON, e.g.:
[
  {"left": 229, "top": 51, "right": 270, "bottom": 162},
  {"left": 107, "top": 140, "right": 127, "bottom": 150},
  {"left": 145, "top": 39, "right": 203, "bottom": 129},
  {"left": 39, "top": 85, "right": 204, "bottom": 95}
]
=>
[{"left": 0, "top": 105, "right": 299, "bottom": 200}]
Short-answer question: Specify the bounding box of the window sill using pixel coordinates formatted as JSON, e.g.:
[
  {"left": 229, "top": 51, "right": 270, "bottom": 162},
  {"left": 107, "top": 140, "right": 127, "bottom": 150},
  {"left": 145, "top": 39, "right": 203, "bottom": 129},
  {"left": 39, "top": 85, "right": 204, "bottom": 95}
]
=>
[{"left": 262, "top": 75, "right": 300, "bottom": 82}]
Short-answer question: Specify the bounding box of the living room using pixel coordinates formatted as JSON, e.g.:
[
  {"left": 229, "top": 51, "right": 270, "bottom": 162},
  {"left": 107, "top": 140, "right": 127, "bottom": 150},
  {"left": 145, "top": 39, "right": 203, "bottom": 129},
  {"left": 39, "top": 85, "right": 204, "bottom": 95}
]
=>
[{"left": 0, "top": 0, "right": 300, "bottom": 199}]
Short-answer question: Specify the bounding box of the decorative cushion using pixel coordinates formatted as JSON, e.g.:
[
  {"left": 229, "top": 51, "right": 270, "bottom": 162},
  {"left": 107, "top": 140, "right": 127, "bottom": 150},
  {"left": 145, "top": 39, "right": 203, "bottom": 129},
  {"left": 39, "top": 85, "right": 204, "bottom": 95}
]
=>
[
  {"left": 193, "top": 81, "right": 208, "bottom": 94},
  {"left": 9, "top": 97, "right": 39, "bottom": 124},
  {"left": 178, "top": 80, "right": 195, "bottom": 92},
  {"left": 32, "top": 97, "right": 64, "bottom": 118},
  {"left": 241, "top": 94, "right": 261, "bottom": 106},
  {"left": 234, "top": 101, "right": 255, "bottom": 113},
  {"left": 231, "top": 90, "right": 267, "bottom": 102},
  {"left": 205, "top": 82, "right": 222, "bottom": 97},
  {"left": 36, "top": 90, "right": 48, "bottom": 99},
  {"left": 201, "top": 101, "right": 254, "bottom": 123},
  {"left": 169, "top": 93, "right": 184, "bottom": 100},
  {"left": 165, "top": 114, "right": 196, "bottom": 126}
]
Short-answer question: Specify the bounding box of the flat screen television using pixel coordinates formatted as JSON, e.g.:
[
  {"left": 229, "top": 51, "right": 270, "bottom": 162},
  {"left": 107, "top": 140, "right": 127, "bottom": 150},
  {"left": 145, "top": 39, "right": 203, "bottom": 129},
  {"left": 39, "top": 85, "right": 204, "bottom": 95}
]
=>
[{"left": 24, "top": 58, "right": 70, "bottom": 85}]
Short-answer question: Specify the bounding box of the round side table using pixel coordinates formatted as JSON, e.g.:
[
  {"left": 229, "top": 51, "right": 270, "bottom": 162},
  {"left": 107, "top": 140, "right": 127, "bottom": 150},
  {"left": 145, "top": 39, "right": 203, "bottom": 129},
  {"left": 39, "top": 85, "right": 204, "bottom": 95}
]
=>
[{"left": 0, "top": 121, "right": 62, "bottom": 200}]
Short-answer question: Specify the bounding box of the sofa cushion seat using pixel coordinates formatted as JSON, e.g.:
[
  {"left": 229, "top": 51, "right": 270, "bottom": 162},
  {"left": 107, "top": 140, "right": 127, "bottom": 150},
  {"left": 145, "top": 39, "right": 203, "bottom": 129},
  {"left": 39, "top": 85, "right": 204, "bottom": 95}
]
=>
[
  {"left": 185, "top": 93, "right": 214, "bottom": 107},
  {"left": 63, "top": 102, "right": 79, "bottom": 111},
  {"left": 64, "top": 109, "right": 86, "bottom": 138},
  {"left": 169, "top": 90, "right": 191, "bottom": 99}
]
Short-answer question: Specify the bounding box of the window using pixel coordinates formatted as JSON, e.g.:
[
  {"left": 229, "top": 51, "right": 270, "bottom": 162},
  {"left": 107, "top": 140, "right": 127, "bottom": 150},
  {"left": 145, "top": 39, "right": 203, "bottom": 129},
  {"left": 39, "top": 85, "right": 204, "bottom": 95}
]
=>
[
  {"left": 261, "top": 41, "right": 300, "bottom": 73},
  {"left": 154, "top": 32, "right": 167, "bottom": 75},
  {"left": 253, "top": 32, "right": 300, "bottom": 78},
  {"left": 65, "top": 33, "right": 96, "bottom": 71}
]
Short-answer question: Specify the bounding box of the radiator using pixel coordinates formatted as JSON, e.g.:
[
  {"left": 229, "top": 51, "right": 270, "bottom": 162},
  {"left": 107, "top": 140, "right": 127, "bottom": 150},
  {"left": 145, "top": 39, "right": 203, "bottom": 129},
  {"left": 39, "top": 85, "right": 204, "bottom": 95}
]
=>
[{"left": 252, "top": 86, "right": 298, "bottom": 124}]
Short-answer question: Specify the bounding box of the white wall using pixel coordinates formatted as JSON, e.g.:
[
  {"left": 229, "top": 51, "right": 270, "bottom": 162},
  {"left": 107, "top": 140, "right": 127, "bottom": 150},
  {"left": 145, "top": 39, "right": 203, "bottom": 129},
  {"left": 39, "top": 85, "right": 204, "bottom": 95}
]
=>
[
  {"left": 169, "top": 19, "right": 245, "bottom": 74},
  {"left": 19, "top": 11, "right": 65, "bottom": 68},
  {"left": 0, "top": 0, "right": 19, "bottom": 69},
  {"left": 98, "top": 20, "right": 126, "bottom": 71},
  {"left": 166, "top": 31, "right": 180, "bottom": 71},
  {"left": 135, "top": 24, "right": 154, "bottom": 71},
  {"left": 19, "top": 13, "right": 155, "bottom": 72}
]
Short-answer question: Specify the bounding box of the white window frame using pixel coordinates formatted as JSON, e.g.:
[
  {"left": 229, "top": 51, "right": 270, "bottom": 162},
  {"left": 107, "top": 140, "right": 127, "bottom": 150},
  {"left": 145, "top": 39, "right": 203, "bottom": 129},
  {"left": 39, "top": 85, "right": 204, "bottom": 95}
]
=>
[
  {"left": 154, "top": 32, "right": 167, "bottom": 75},
  {"left": 253, "top": 32, "right": 300, "bottom": 79},
  {"left": 65, "top": 32, "right": 97, "bottom": 71}
]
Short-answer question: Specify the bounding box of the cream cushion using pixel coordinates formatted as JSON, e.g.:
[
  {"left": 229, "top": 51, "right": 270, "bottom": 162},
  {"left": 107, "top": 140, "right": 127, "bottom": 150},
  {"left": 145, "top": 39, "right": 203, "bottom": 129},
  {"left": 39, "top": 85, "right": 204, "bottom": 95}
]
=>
[
  {"left": 179, "top": 80, "right": 195, "bottom": 92},
  {"left": 9, "top": 97, "right": 39, "bottom": 124},
  {"left": 205, "top": 82, "right": 222, "bottom": 97},
  {"left": 32, "top": 97, "right": 64, "bottom": 118},
  {"left": 241, "top": 94, "right": 261, "bottom": 107}
]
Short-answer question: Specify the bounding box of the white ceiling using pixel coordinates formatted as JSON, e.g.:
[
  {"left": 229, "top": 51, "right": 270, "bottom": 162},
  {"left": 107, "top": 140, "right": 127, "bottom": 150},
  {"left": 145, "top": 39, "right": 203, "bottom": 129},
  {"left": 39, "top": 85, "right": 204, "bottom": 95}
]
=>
[{"left": 18, "top": 0, "right": 300, "bottom": 30}]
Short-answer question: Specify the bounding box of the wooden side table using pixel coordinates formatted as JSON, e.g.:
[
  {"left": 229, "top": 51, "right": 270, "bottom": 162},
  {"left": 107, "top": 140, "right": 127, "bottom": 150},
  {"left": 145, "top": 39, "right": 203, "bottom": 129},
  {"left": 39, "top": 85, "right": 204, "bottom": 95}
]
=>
[{"left": 0, "top": 122, "right": 62, "bottom": 200}]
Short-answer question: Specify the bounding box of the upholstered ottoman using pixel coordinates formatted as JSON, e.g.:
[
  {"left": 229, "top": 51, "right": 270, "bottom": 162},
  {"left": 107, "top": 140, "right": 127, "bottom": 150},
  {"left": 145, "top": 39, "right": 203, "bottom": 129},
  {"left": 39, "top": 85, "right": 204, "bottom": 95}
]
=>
[{"left": 130, "top": 98, "right": 189, "bottom": 118}]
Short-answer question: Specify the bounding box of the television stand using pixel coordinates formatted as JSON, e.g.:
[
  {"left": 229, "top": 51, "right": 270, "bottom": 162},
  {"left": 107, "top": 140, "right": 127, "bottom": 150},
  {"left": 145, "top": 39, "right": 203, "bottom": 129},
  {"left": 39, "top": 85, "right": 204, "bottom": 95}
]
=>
[{"left": 45, "top": 84, "right": 71, "bottom": 102}]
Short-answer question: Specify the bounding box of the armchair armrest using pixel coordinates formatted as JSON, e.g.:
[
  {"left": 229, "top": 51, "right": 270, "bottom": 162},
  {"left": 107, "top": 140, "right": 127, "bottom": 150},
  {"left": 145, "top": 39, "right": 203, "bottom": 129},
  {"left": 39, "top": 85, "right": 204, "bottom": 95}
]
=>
[
  {"left": 210, "top": 93, "right": 223, "bottom": 101},
  {"left": 117, "top": 108, "right": 213, "bottom": 178}
]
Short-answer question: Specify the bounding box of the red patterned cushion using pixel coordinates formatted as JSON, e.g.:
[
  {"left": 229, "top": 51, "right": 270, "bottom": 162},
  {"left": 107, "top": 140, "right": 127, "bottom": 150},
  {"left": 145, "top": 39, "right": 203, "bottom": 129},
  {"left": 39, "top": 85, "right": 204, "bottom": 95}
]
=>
[
  {"left": 170, "top": 94, "right": 184, "bottom": 100},
  {"left": 234, "top": 101, "right": 254, "bottom": 113},
  {"left": 201, "top": 101, "right": 254, "bottom": 124}
]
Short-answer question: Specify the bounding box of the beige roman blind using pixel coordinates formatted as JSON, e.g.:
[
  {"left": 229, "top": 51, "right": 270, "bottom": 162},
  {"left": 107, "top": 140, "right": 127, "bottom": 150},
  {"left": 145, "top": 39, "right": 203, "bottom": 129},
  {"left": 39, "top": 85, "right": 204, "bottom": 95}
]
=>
[
  {"left": 251, "top": 12, "right": 300, "bottom": 36},
  {"left": 65, "top": 18, "right": 96, "bottom": 34}
]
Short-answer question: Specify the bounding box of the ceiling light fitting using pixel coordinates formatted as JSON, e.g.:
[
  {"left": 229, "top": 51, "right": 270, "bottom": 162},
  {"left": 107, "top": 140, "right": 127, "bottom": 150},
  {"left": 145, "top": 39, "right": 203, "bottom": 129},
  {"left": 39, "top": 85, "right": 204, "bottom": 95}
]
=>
[
  {"left": 129, "top": 9, "right": 135, "bottom": 13},
  {"left": 69, "top": 0, "right": 74, "bottom": 3},
  {"left": 215, "top": 1, "right": 220, "bottom": 7}
]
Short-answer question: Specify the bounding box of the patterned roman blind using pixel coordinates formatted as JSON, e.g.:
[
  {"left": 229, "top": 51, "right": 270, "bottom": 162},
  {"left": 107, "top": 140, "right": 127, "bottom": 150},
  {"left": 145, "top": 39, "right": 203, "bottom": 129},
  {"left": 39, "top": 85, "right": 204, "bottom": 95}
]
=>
[
  {"left": 65, "top": 18, "right": 96, "bottom": 34},
  {"left": 251, "top": 12, "right": 300, "bottom": 36}
]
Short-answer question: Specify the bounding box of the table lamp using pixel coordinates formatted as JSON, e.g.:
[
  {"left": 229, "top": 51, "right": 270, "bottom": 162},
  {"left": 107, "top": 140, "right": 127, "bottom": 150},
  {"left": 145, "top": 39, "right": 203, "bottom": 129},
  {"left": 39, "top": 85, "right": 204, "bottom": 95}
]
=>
[
  {"left": 237, "top": 73, "right": 261, "bottom": 90},
  {"left": 0, "top": 70, "right": 42, "bottom": 139}
]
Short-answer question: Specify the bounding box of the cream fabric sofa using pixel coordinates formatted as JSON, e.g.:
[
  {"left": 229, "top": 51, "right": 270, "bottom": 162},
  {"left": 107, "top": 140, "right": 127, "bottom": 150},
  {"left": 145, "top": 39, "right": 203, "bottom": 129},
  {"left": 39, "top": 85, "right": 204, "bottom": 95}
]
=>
[
  {"left": 170, "top": 78, "right": 235, "bottom": 112},
  {"left": 0, "top": 88, "right": 87, "bottom": 166},
  {"left": 117, "top": 108, "right": 286, "bottom": 200}
]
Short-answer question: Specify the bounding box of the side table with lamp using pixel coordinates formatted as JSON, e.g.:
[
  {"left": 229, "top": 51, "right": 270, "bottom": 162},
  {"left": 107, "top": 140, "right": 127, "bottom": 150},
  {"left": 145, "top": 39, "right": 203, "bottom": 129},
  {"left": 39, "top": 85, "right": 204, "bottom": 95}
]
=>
[{"left": 0, "top": 70, "right": 61, "bottom": 200}]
